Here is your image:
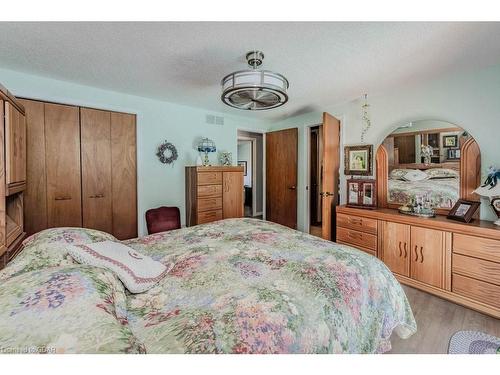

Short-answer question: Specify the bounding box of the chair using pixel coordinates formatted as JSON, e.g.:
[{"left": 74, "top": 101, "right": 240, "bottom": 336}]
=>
[{"left": 145, "top": 206, "right": 181, "bottom": 234}]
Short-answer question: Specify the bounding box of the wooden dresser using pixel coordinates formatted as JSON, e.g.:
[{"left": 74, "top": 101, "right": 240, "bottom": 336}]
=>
[
  {"left": 337, "top": 205, "right": 500, "bottom": 318},
  {"left": 185, "top": 166, "right": 244, "bottom": 226},
  {"left": 0, "top": 83, "right": 27, "bottom": 270}
]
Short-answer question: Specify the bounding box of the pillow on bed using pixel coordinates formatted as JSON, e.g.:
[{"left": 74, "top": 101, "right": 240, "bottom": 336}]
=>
[
  {"left": 401, "top": 169, "right": 428, "bottom": 182},
  {"left": 23, "top": 227, "right": 117, "bottom": 249},
  {"left": 67, "top": 241, "right": 170, "bottom": 293},
  {"left": 389, "top": 168, "right": 413, "bottom": 180},
  {"left": 425, "top": 168, "right": 459, "bottom": 179}
]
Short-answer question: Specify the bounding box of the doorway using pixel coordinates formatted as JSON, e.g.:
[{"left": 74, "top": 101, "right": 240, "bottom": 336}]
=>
[
  {"left": 237, "top": 130, "right": 264, "bottom": 219},
  {"left": 309, "top": 125, "right": 323, "bottom": 238}
]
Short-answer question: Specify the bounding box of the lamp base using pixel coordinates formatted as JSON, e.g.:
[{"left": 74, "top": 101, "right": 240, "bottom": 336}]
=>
[{"left": 202, "top": 152, "right": 210, "bottom": 167}]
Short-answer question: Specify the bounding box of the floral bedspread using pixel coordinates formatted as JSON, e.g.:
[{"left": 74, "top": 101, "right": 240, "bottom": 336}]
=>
[
  {"left": 0, "top": 220, "right": 416, "bottom": 354},
  {"left": 388, "top": 177, "right": 459, "bottom": 208}
]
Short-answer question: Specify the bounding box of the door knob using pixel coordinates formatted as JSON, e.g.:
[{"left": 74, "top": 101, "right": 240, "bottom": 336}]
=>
[{"left": 288, "top": 186, "right": 296, "bottom": 190}]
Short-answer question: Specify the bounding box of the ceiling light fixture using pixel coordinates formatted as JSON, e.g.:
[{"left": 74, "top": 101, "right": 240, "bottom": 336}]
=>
[{"left": 221, "top": 51, "right": 289, "bottom": 110}]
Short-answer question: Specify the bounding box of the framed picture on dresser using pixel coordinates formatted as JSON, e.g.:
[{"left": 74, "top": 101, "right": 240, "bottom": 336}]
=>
[{"left": 346, "top": 178, "right": 377, "bottom": 209}]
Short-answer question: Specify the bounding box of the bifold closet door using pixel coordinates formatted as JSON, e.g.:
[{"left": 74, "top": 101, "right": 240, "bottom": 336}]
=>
[
  {"left": 80, "top": 108, "right": 113, "bottom": 233},
  {"left": 111, "top": 112, "right": 137, "bottom": 240},
  {"left": 45, "top": 103, "right": 82, "bottom": 228}
]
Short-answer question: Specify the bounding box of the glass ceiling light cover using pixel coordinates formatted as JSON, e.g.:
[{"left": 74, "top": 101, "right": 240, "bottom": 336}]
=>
[{"left": 221, "top": 51, "right": 289, "bottom": 110}]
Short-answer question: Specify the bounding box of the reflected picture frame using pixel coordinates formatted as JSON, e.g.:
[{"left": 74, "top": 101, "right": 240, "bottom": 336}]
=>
[{"left": 346, "top": 178, "right": 377, "bottom": 209}]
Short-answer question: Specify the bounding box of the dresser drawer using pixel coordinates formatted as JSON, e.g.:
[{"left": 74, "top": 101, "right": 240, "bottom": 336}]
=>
[
  {"left": 197, "top": 172, "right": 222, "bottom": 185},
  {"left": 198, "top": 197, "right": 222, "bottom": 212},
  {"left": 337, "top": 213, "right": 378, "bottom": 235},
  {"left": 197, "top": 209, "right": 223, "bottom": 224},
  {"left": 452, "top": 253, "right": 500, "bottom": 286},
  {"left": 197, "top": 184, "right": 222, "bottom": 197},
  {"left": 453, "top": 273, "right": 500, "bottom": 309},
  {"left": 453, "top": 234, "right": 500, "bottom": 263},
  {"left": 337, "top": 226, "right": 377, "bottom": 252}
]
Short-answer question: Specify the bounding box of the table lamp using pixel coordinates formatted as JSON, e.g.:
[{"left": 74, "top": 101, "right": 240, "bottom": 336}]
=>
[{"left": 197, "top": 138, "right": 216, "bottom": 166}]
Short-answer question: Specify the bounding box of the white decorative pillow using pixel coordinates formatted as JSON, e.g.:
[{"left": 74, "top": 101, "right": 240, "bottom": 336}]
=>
[
  {"left": 67, "top": 241, "right": 170, "bottom": 293},
  {"left": 390, "top": 168, "right": 413, "bottom": 180},
  {"left": 425, "top": 168, "right": 459, "bottom": 179},
  {"left": 401, "top": 169, "right": 428, "bottom": 182}
]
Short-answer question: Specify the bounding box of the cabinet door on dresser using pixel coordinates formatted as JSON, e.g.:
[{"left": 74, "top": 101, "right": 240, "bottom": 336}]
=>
[
  {"left": 4, "top": 101, "right": 26, "bottom": 186},
  {"left": 410, "top": 226, "right": 451, "bottom": 290},
  {"left": 45, "top": 103, "right": 82, "bottom": 228},
  {"left": 80, "top": 108, "right": 113, "bottom": 233},
  {"left": 110, "top": 112, "right": 137, "bottom": 240},
  {"left": 19, "top": 99, "right": 47, "bottom": 236},
  {"left": 222, "top": 171, "right": 244, "bottom": 219},
  {"left": 380, "top": 221, "right": 410, "bottom": 276}
]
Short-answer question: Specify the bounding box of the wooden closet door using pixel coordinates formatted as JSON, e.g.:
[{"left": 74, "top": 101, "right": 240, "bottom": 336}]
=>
[
  {"left": 380, "top": 221, "right": 410, "bottom": 276},
  {"left": 19, "top": 99, "right": 47, "bottom": 236},
  {"left": 410, "top": 226, "right": 451, "bottom": 289},
  {"left": 45, "top": 103, "right": 82, "bottom": 228},
  {"left": 111, "top": 112, "right": 137, "bottom": 239},
  {"left": 222, "top": 171, "right": 244, "bottom": 219},
  {"left": 5, "top": 101, "right": 26, "bottom": 185},
  {"left": 81, "top": 108, "right": 113, "bottom": 233}
]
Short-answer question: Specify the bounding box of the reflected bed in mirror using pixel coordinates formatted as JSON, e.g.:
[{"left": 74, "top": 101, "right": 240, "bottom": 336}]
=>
[{"left": 376, "top": 120, "right": 481, "bottom": 215}]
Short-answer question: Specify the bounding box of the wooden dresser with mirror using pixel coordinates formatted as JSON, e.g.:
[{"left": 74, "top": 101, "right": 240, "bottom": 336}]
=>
[{"left": 338, "top": 120, "right": 500, "bottom": 318}]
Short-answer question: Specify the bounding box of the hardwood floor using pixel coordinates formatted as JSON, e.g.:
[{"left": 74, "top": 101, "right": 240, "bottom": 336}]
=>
[
  {"left": 309, "top": 225, "right": 322, "bottom": 238},
  {"left": 390, "top": 285, "right": 500, "bottom": 353}
]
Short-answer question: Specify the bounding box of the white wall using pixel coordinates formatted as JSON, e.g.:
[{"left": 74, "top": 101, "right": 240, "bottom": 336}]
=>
[
  {"left": 271, "top": 64, "right": 500, "bottom": 230},
  {"left": 0, "top": 67, "right": 272, "bottom": 235}
]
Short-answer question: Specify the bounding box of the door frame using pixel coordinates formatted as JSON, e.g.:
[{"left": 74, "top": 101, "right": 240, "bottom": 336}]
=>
[
  {"left": 237, "top": 128, "right": 266, "bottom": 219},
  {"left": 304, "top": 115, "right": 345, "bottom": 234}
]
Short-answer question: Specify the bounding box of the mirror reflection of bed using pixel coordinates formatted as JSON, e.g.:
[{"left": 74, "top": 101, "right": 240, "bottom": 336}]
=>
[{"left": 382, "top": 120, "right": 471, "bottom": 210}]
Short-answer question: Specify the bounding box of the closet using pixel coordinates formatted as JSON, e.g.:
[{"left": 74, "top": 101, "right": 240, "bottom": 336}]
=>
[{"left": 20, "top": 99, "right": 137, "bottom": 240}]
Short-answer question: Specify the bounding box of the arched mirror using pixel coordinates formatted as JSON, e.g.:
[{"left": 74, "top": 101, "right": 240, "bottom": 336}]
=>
[{"left": 376, "top": 120, "right": 481, "bottom": 215}]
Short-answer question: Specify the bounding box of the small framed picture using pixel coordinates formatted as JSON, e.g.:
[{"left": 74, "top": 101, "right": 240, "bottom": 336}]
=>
[
  {"left": 443, "top": 135, "right": 458, "bottom": 148},
  {"left": 447, "top": 148, "right": 460, "bottom": 160},
  {"left": 491, "top": 197, "right": 500, "bottom": 219},
  {"left": 237, "top": 161, "right": 247, "bottom": 176},
  {"left": 344, "top": 145, "right": 373, "bottom": 176},
  {"left": 447, "top": 199, "right": 481, "bottom": 223},
  {"left": 346, "top": 178, "right": 377, "bottom": 209}
]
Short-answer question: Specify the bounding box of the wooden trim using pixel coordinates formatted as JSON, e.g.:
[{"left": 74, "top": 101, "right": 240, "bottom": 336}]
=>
[
  {"left": 376, "top": 145, "right": 388, "bottom": 208},
  {"left": 337, "top": 206, "right": 500, "bottom": 241},
  {"left": 0, "top": 83, "right": 25, "bottom": 114},
  {"left": 189, "top": 166, "right": 244, "bottom": 172},
  {"left": 389, "top": 127, "right": 461, "bottom": 137},
  {"left": 444, "top": 232, "right": 452, "bottom": 291},
  {"left": 6, "top": 181, "right": 26, "bottom": 196}
]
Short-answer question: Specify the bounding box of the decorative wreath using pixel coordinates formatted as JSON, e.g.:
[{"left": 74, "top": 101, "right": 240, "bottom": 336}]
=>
[{"left": 156, "top": 140, "right": 178, "bottom": 165}]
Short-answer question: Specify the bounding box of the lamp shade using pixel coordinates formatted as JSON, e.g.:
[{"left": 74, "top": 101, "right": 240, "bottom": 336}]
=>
[
  {"left": 197, "top": 138, "right": 216, "bottom": 153},
  {"left": 473, "top": 183, "right": 500, "bottom": 198}
]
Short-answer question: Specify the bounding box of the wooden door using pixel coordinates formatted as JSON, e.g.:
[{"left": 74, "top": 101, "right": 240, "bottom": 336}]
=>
[
  {"left": 19, "top": 99, "right": 47, "bottom": 236},
  {"left": 223, "top": 171, "right": 244, "bottom": 219},
  {"left": 81, "top": 108, "right": 113, "bottom": 233},
  {"left": 5, "top": 102, "right": 26, "bottom": 186},
  {"left": 0, "top": 100, "right": 5, "bottom": 252},
  {"left": 380, "top": 221, "right": 410, "bottom": 276},
  {"left": 111, "top": 112, "right": 137, "bottom": 239},
  {"left": 45, "top": 103, "right": 82, "bottom": 228},
  {"left": 410, "top": 226, "right": 451, "bottom": 289},
  {"left": 321, "top": 113, "right": 341, "bottom": 240},
  {"left": 266, "top": 128, "right": 298, "bottom": 228}
]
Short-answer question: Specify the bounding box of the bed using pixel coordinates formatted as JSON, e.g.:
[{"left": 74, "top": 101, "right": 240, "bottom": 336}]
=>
[
  {"left": 388, "top": 178, "right": 459, "bottom": 208},
  {"left": 0, "top": 218, "right": 416, "bottom": 354}
]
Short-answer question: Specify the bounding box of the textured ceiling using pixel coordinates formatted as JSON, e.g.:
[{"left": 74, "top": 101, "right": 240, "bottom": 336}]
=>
[{"left": 0, "top": 22, "right": 499, "bottom": 120}]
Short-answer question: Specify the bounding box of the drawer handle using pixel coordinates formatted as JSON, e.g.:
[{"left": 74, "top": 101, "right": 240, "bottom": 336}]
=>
[
  {"left": 420, "top": 246, "right": 424, "bottom": 263},
  {"left": 403, "top": 242, "right": 408, "bottom": 258},
  {"left": 398, "top": 242, "right": 402, "bottom": 257},
  {"left": 89, "top": 194, "right": 104, "bottom": 199},
  {"left": 348, "top": 218, "right": 362, "bottom": 225},
  {"left": 414, "top": 245, "right": 419, "bottom": 262},
  {"left": 55, "top": 196, "right": 71, "bottom": 201},
  {"left": 348, "top": 232, "right": 362, "bottom": 240}
]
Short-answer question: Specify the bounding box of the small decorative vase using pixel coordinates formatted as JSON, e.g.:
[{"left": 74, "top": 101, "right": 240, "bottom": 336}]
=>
[{"left": 219, "top": 151, "right": 232, "bottom": 166}]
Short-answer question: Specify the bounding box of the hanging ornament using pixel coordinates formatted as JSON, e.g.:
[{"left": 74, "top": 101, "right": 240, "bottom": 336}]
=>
[{"left": 360, "top": 94, "right": 371, "bottom": 143}]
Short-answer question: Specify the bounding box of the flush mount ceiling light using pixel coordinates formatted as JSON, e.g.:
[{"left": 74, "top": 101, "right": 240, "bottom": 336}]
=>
[{"left": 221, "top": 51, "right": 289, "bottom": 110}]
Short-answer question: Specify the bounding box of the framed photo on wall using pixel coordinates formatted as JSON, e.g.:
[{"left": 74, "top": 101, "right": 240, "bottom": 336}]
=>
[
  {"left": 447, "top": 199, "right": 480, "bottom": 223},
  {"left": 346, "top": 178, "right": 377, "bottom": 209},
  {"left": 344, "top": 145, "right": 373, "bottom": 176}
]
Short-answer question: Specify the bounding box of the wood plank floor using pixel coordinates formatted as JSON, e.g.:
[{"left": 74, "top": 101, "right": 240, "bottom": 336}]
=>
[{"left": 389, "top": 285, "right": 500, "bottom": 353}]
